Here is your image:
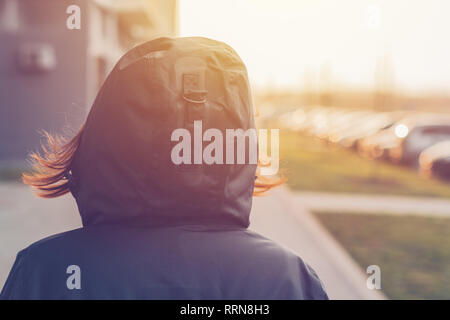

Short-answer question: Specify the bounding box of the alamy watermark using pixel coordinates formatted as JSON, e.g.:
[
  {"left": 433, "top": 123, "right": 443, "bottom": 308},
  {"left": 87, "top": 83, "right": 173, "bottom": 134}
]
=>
[
  {"left": 366, "top": 265, "right": 381, "bottom": 290},
  {"left": 365, "top": 4, "right": 382, "bottom": 30},
  {"left": 171, "top": 121, "right": 279, "bottom": 176},
  {"left": 66, "top": 264, "right": 81, "bottom": 290},
  {"left": 66, "top": 4, "right": 81, "bottom": 30}
]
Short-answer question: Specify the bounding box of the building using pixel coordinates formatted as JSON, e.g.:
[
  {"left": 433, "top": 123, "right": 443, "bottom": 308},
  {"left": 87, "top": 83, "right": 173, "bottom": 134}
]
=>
[{"left": 0, "top": 0, "right": 178, "bottom": 165}]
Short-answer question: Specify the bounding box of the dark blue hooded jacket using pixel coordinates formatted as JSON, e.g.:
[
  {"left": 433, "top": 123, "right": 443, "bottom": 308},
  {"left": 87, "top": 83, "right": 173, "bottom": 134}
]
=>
[{"left": 1, "top": 37, "right": 328, "bottom": 300}]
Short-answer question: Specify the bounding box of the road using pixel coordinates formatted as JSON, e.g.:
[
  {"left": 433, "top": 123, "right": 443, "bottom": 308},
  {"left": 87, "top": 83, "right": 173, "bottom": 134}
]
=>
[
  {"left": 0, "top": 182, "right": 385, "bottom": 299},
  {"left": 291, "top": 191, "right": 450, "bottom": 217}
]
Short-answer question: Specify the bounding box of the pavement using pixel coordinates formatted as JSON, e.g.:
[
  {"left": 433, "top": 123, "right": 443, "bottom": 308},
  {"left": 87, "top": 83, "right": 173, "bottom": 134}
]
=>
[
  {"left": 0, "top": 183, "right": 82, "bottom": 290},
  {"left": 249, "top": 187, "right": 385, "bottom": 300},
  {"left": 0, "top": 182, "right": 385, "bottom": 299},
  {"left": 291, "top": 191, "right": 450, "bottom": 217}
]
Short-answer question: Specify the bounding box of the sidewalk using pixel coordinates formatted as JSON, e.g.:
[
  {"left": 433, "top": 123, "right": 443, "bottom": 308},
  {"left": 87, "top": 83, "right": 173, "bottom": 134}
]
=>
[
  {"left": 291, "top": 191, "right": 450, "bottom": 217},
  {"left": 250, "top": 187, "right": 386, "bottom": 300},
  {"left": 0, "top": 183, "right": 82, "bottom": 289}
]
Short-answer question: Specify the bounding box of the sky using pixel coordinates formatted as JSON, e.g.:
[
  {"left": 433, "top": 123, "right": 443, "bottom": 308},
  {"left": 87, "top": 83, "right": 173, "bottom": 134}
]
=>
[{"left": 180, "top": 0, "right": 450, "bottom": 94}]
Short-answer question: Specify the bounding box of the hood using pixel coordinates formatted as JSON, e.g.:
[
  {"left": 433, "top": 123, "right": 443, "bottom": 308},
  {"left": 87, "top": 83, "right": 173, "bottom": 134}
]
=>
[{"left": 70, "top": 37, "right": 257, "bottom": 228}]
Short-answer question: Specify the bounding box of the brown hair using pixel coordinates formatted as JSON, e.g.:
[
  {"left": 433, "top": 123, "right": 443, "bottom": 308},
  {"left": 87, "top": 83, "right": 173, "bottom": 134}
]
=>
[
  {"left": 23, "top": 126, "right": 285, "bottom": 198},
  {"left": 22, "top": 126, "right": 83, "bottom": 198}
]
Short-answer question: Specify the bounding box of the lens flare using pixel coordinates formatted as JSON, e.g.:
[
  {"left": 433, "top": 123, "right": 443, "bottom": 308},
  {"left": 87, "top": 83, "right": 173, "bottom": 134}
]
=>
[{"left": 395, "top": 124, "right": 409, "bottom": 138}]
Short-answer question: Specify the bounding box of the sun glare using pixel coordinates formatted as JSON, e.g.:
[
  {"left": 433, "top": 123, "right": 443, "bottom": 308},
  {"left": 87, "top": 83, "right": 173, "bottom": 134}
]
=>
[{"left": 180, "top": 0, "right": 450, "bottom": 93}]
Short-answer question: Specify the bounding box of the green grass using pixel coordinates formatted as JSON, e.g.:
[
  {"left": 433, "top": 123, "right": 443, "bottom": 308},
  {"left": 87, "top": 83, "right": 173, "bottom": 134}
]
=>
[
  {"left": 314, "top": 212, "right": 450, "bottom": 299},
  {"left": 279, "top": 130, "right": 450, "bottom": 198}
]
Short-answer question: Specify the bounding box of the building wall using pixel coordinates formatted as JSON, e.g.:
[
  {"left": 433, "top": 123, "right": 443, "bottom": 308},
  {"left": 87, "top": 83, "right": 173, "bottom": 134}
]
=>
[
  {"left": 0, "top": 0, "right": 88, "bottom": 163},
  {"left": 0, "top": 0, "right": 177, "bottom": 164}
]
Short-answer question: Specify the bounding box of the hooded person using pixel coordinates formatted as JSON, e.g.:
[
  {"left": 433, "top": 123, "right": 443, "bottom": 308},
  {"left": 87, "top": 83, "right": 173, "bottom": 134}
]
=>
[{"left": 0, "top": 37, "right": 328, "bottom": 300}]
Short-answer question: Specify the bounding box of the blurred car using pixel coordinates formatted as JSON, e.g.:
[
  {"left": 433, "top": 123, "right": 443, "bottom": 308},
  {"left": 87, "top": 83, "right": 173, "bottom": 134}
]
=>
[
  {"left": 330, "top": 112, "right": 396, "bottom": 149},
  {"left": 278, "top": 108, "right": 307, "bottom": 131},
  {"left": 419, "top": 140, "right": 450, "bottom": 180},
  {"left": 357, "top": 112, "right": 409, "bottom": 159},
  {"left": 389, "top": 116, "right": 450, "bottom": 165},
  {"left": 327, "top": 111, "right": 372, "bottom": 144},
  {"left": 301, "top": 107, "right": 336, "bottom": 138},
  {"left": 358, "top": 125, "right": 398, "bottom": 159}
]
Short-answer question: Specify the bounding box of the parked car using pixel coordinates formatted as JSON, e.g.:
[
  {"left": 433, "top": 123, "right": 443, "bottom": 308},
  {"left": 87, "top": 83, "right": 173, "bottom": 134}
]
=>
[
  {"left": 357, "top": 112, "right": 409, "bottom": 159},
  {"left": 389, "top": 117, "right": 450, "bottom": 165},
  {"left": 327, "top": 111, "right": 373, "bottom": 146},
  {"left": 278, "top": 108, "right": 307, "bottom": 131},
  {"left": 304, "top": 107, "right": 337, "bottom": 138},
  {"left": 358, "top": 125, "right": 398, "bottom": 159},
  {"left": 334, "top": 112, "right": 396, "bottom": 149},
  {"left": 419, "top": 140, "right": 450, "bottom": 180}
]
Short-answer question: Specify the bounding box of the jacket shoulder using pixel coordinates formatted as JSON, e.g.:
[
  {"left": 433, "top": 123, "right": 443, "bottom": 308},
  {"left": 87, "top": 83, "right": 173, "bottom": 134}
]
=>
[
  {"left": 24, "top": 228, "right": 84, "bottom": 254},
  {"left": 243, "top": 230, "right": 328, "bottom": 299}
]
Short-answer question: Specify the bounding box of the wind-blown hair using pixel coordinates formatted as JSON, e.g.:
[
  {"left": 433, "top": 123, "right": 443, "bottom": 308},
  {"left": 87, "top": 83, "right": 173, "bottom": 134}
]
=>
[
  {"left": 22, "top": 127, "right": 83, "bottom": 198},
  {"left": 23, "top": 126, "right": 285, "bottom": 198}
]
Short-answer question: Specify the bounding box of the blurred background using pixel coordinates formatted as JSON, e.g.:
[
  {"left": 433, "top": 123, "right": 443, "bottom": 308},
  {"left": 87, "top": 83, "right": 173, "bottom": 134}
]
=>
[{"left": 1, "top": 0, "right": 450, "bottom": 299}]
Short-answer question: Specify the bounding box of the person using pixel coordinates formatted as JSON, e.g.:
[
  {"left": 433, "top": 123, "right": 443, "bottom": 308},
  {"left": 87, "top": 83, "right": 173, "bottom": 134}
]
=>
[{"left": 0, "top": 37, "right": 328, "bottom": 300}]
